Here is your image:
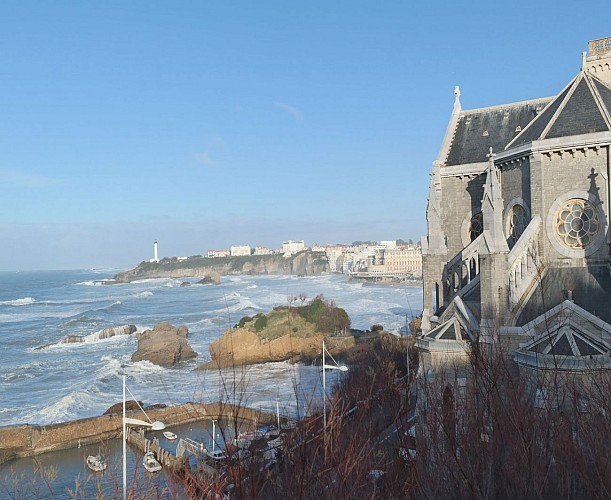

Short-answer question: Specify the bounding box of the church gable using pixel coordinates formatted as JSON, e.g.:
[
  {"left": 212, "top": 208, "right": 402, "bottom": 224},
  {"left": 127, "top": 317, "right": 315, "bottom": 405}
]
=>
[
  {"left": 515, "top": 300, "right": 611, "bottom": 371},
  {"left": 547, "top": 77, "right": 610, "bottom": 138},
  {"left": 509, "top": 83, "right": 573, "bottom": 148},
  {"left": 509, "top": 72, "right": 611, "bottom": 149}
]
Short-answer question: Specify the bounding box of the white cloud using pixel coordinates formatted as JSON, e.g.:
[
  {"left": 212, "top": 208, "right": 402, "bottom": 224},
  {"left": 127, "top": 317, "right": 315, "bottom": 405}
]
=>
[{"left": 274, "top": 101, "right": 303, "bottom": 121}]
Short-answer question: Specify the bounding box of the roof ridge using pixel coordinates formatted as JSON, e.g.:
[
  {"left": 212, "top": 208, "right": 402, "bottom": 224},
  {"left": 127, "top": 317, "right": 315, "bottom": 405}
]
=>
[
  {"left": 505, "top": 74, "right": 580, "bottom": 150},
  {"left": 461, "top": 96, "right": 553, "bottom": 115},
  {"left": 586, "top": 72, "right": 611, "bottom": 129}
]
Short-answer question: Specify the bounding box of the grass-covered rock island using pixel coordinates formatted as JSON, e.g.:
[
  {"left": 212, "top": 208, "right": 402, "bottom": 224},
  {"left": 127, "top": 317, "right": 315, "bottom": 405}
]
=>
[{"left": 198, "top": 295, "right": 354, "bottom": 369}]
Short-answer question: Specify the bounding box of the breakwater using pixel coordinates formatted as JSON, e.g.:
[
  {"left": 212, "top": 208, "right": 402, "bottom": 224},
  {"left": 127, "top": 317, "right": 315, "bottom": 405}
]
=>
[{"left": 0, "top": 402, "right": 277, "bottom": 466}]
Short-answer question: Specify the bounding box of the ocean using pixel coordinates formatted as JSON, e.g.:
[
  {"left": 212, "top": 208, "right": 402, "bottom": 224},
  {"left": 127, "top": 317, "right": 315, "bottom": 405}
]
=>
[
  {"left": 0, "top": 270, "right": 422, "bottom": 427},
  {"left": 0, "top": 270, "right": 422, "bottom": 497}
]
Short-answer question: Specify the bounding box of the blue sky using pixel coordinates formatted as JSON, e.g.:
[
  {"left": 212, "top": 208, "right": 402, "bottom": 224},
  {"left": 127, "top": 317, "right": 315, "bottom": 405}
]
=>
[{"left": 1, "top": 1, "right": 610, "bottom": 270}]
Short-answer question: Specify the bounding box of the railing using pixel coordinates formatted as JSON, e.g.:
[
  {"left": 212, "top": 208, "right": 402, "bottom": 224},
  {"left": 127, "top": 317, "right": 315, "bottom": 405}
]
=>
[
  {"left": 176, "top": 437, "right": 205, "bottom": 458},
  {"left": 443, "top": 234, "right": 483, "bottom": 303},
  {"left": 507, "top": 215, "right": 541, "bottom": 310}
]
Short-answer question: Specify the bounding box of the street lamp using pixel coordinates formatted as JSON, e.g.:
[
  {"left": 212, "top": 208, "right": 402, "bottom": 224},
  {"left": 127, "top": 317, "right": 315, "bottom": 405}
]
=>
[
  {"left": 122, "top": 374, "right": 165, "bottom": 500},
  {"left": 322, "top": 340, "right": 348, "bottom": 428}
]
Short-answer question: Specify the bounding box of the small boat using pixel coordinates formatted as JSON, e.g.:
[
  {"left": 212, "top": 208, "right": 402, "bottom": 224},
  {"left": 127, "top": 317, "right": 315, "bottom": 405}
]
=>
[
  {"left": 142, "top": 451, "right": 162, "bottom": 472},
  {"left": 204, "top": 447, "right": 228, "bottom": 461},
  {"left": 86, "top": 452, "right": 107, "bottom": 472},
  {"left": 163, "top": 431, "right": 177, "bottom": 441}
]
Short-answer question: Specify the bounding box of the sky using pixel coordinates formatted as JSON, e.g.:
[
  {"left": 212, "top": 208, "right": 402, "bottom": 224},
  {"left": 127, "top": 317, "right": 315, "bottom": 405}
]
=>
[{"left": 1, "top": 1, "right": 610, "bottom": 271}]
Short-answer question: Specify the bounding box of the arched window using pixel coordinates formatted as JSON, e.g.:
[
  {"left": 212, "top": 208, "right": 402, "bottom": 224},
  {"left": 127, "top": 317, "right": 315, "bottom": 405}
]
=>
[
  {"left": 508, "top": 204, "right": 528, "bottom": 246},
  {"left": 469, "top": 212, "right": 483, "bottom": 241}
]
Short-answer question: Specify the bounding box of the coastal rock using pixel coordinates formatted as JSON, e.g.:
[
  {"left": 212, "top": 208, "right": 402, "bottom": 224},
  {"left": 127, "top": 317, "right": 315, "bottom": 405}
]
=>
[
  {"left": 180, "top": 281, "right": 191, "bottom": 287},
  {"left": 60, "top": 325, "right": 137, "bottom": 344},
  {"left": 198, "top": 329, "right": 355, "bottom": 370},
  {"left": 199, "top": 329, "right": 323, "bottom": 369},
  {"left": 131, "top": 322, "right": 197, "bottom": 368},
  {"left": 197, "top": 272, "right": 221, "bottom": 285},
  {"left": 103, "top": 400, "right": 144, "bottom": 415}
]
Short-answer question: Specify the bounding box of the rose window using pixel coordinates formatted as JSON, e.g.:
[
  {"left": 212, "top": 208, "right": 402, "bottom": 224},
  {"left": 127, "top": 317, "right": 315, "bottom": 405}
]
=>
[
  {"left": 469, "top": 212, "right": 483, "bottom": 241},
  {"left": 555, "top": 199, "right": 600, "bottom": 248}
]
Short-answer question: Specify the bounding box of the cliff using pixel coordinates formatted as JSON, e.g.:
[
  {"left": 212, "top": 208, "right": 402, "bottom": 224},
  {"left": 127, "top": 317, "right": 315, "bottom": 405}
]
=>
[
  {"left": 111, "top": 251, "right": 328, "bottom": 283},
  {"left": 200, "top": 328, "right": 355, "bottom": 369}
]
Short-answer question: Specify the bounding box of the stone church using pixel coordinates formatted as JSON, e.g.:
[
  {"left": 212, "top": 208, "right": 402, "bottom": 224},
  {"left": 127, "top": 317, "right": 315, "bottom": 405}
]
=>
[{"left": 419, "top": 37, "right": 611, "bottom": 382}]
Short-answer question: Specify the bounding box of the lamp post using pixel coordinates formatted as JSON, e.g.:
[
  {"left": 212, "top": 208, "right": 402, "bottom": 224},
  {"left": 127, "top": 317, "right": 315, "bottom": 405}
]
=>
[
  {"left": 322, "top": 340, "right": 348, "bottom": 428},
  {"left": 122, "top": 375, "right": 165, "bottom": 500}
]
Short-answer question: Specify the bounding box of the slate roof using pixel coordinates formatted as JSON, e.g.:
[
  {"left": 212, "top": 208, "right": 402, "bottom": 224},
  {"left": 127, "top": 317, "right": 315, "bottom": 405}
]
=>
[
  {"left": 517, "top": 266, "right": 611, "bottom": 326},
  {"left": 445, "top": 99, "right": 551, "bottom": 166},
  {"left": 444, "top": 71, "right": 611, "bottom": 166},
  {"left": 508, "top": 72, "right": 611, "bottom": 149}
]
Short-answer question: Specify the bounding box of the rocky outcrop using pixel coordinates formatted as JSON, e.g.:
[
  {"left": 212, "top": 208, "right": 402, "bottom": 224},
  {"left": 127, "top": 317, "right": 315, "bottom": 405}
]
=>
[
  {"left": 60, "top": 324, "right": 137, "bottom": 344},
  {"left": 197, "top": 271, "right": 221, "bottom": 285},
  {"left": 111, "top": 251, "right": 328, "bottom": 283},
  {"left": 103, "top": 400, "right": 145, "bottom": 415},
  {"left": 131, "top": 323, "right": 197, "bottom": 368},
  {"left": 198, "top": 329, "right": 355, "bottom": 370}
]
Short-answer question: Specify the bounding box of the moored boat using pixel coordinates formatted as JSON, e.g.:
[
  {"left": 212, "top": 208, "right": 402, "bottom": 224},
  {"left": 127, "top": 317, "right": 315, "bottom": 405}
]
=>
[
  {"left": 204, "top": 447, "right": 229, "bottom": 461},
  {"left": 142, "top": 451, "right": 162, "bottom": 472},
  {"left": 86, "top": 453, "right": 107, "bottom": 472},
  {"left": 163, "top": 431, "right": 177, "bottom": 441}
]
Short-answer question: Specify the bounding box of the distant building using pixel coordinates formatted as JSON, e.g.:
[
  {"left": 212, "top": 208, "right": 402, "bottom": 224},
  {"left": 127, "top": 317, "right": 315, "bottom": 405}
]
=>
[
  {"left": 207, "top": 249, "right": 230, "bottom": 258},
  {"left": 281, "top": 240, "right": 305, "bottom": 254},
  {"left": 383, "top": 245, "right": 422, "bottom": 276},
  {"left": 324, "top": 246, "right": 345, "bottom": 272},
  {"left": 253, "top": 246, "right": 273, "bottom": 255},
  {"left": 379, "top": 240, "right": 397, "bottom": 249},
  {"left": 231, "top": 245, "right": 252, "bottom": 257}
]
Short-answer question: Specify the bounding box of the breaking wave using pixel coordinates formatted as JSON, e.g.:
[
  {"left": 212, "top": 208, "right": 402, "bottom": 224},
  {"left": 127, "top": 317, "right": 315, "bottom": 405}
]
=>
[{"left": 1, "top": 297, "right": 36, "bottom": 306}]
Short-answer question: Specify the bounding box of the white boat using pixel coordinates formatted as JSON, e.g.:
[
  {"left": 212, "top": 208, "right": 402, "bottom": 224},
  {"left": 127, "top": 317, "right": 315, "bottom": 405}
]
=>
[
  {"left": 163, "top": 431, "right": 177, "bottom": 441},
  {"left": 204, "top": 447, "right": 228, "bottom": 461},
  {"left": 142, "top": 451, "right": 162, "bottom": 472},
  {"left": 86, "top": 452, "right": 107, "bottom": 472}
]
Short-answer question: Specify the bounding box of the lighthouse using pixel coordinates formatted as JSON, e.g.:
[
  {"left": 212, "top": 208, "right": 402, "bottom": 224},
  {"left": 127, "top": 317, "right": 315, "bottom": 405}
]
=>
[{"left": 150, "top": 240, "right": 159, "bottom": 263}]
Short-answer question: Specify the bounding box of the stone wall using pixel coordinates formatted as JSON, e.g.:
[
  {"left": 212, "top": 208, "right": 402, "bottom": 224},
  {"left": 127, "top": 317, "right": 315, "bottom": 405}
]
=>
[{"left": 0, "top": 402, "right": 277, "bottom": 465}]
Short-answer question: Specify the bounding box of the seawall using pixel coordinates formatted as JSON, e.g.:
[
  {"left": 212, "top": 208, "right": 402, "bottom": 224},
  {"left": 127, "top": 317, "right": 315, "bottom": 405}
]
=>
[{"left": 0, "top": 402, "right": 277, "bottom": 466}]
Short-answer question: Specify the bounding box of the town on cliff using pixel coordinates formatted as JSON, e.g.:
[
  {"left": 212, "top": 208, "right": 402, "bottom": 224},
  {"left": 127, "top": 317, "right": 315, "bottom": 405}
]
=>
[{"left": 109, "top": 238, "right": 423, "bottom": 285}]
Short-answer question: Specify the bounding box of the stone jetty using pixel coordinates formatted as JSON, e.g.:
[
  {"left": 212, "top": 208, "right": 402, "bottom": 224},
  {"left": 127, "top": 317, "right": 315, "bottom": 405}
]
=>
[{"left": 0, "top": 402, "right": 277, "bottom": 465}]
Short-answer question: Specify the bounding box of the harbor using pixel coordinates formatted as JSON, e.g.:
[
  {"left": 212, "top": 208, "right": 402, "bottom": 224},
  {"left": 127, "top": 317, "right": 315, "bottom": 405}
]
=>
[{"left": 0, "top": 402, "right": 288, "bottom": 497}]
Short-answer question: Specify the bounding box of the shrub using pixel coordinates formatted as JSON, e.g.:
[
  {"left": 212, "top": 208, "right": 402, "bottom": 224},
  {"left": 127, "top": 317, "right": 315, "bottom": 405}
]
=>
[
  {"left": 254, "top": 315, "right": 268, "bottom": 332},
  {"left": 236, "top": 316, "right": 252, "bottom": 328},
  {"left": 297, "top": 295, "right": 351, "bottom": 334},
  {"left": 371, "top": 324, "right": 384, "bottom": 332}
]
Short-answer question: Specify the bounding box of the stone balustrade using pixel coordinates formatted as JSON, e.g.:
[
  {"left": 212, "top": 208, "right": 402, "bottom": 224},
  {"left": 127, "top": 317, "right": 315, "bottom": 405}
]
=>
[
  {"left": 443, "top": 234, "right": 483, "bottom": 303},
  {"left": 507, "top": 215, "right": 541, "bottom": 309}
]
